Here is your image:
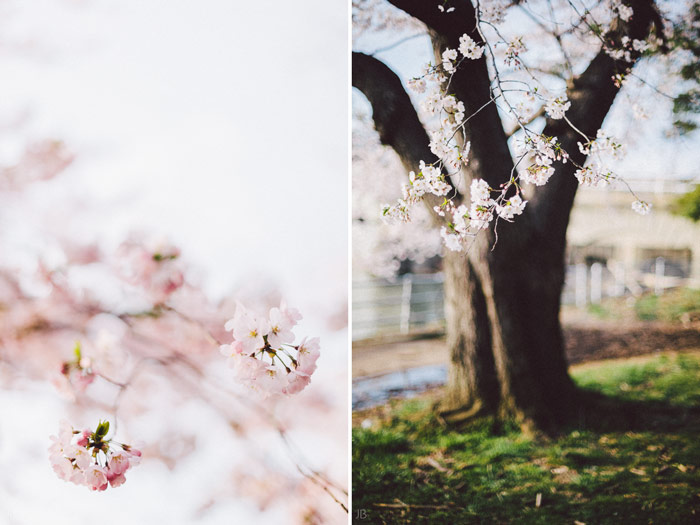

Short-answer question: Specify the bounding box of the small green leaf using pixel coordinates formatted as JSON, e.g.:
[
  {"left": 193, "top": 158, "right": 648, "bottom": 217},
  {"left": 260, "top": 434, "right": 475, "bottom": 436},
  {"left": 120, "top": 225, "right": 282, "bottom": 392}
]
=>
[{"left": 95, "top": 420, "right": 110, "bottom": 438}]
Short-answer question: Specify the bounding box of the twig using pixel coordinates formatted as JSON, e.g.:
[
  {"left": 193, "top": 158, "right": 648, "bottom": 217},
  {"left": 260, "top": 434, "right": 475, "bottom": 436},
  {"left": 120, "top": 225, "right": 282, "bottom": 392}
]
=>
[{"left": 373, "top": 503, "right": 456, "bottom": 510}]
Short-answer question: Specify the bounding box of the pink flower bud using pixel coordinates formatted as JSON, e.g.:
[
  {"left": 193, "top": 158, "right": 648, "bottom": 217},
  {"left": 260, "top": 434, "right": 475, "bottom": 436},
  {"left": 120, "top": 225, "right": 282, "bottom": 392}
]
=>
[{"left": 75, "top": 429, "right": 90, "bottom": 447}]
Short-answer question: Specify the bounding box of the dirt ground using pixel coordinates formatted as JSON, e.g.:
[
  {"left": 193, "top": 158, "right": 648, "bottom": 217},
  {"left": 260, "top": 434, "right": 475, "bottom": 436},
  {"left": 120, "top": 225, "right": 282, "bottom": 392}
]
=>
[{"left": 352, "top": 320, "right": 700, "bottom": 378}]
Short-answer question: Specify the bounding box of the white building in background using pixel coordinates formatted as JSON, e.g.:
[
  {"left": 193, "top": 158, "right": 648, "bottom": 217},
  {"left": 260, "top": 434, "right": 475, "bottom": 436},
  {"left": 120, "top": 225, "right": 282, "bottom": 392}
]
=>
[
  {"left": 567, "top": 178, "right": 700, "bottom": 289},
  {"left": 353, "top": 178, "right": 700, "bottom": 340}
]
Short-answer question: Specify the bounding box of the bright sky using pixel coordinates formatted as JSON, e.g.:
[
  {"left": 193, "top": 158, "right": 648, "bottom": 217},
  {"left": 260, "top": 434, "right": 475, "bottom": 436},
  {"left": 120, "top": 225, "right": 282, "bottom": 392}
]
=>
[
  {"left": 0, "top": 0, "right": 348, "bottom": 310},
  {"left": 353, "top": 7, "right": 700, "bottom": 183}
]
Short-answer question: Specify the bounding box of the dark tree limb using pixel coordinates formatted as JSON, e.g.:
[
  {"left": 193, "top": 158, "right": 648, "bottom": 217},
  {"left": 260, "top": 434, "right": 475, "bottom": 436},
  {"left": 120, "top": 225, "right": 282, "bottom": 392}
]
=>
[
  {"left": 386, "top": 0, "right": 481, "bottom": 43},
  {"left": 352, "top": 51, "right": 462, "bottom": 202},
  {"left": 352, "top": 51, "right": 437, "bottom": 174}
]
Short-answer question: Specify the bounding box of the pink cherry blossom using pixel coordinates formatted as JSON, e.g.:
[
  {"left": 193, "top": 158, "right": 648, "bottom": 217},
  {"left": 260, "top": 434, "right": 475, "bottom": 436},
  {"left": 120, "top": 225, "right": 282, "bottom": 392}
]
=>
[
  {"left": 107, "top": 451, "right": 130, "bottom": 475},
  {"left": 226, "top": 304, "right": 269, "bottom": 353},
  {"left": 48, "top": 420, "right": 141, "bottom": 491},
  {"left": 219, "top": 340, "right": 245, "bottom": 357},
  {"left": 105, "top": 469, "right": 126, "bottom": 488},
  {"left": 284, "top": 372, "right": 312, "bottom": 395},
  {"left": 220, "top": 303, "right": 320, "bottom": 396},
  {"left": 296, "top": 337, "right": 321, "bottom": 376},
  {"left": 280, "top": 300, "right": 303, "bottom": 326},
  {"left": 122, "top": 446, "right": 142, "bottom": 466},
  {"left": 117, "top": 239, "right": 185, "bottom": 304},
  {"left": 50, "top": 455, "right": 74, "bottom": 481},
  {"left": 267, "top": 306, "right": 295, "bottom": 347},
  {"left": 76, "top": 429, "right": 90, "bottom": 447},
  {"left": 85, "top": 465, "right": 109, "bottom": 491}
]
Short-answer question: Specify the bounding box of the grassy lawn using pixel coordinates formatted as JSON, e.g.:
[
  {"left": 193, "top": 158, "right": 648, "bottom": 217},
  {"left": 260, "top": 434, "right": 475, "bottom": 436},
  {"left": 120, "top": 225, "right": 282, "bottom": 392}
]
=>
[
  {"left": 352, "top": 353, "right": 700, "bottom": 524},
  {"left": 582, "top": 287, "right": 700, "bottom": 323}
]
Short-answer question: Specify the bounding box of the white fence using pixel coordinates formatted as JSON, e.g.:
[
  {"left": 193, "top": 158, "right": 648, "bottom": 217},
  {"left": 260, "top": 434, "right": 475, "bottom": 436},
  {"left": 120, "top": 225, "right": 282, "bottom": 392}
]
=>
[
  {"left": 353, "top": 258, "right": 686, "bottom": 341},
  {"left": 352, "top": 273, "right": 445, "bottom": 341}
]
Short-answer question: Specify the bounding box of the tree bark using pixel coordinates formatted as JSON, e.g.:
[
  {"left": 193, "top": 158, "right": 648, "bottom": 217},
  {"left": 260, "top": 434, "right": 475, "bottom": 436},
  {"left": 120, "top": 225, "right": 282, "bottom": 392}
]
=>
[
  {"left": 353, "top": 51, "right": 498, "bottom": 414},
  {"left": 354, "top": 0, "right": 663, "bottom": 430},
  {"left": 441, "top": 251, "right": 499, "bottom": 418}
]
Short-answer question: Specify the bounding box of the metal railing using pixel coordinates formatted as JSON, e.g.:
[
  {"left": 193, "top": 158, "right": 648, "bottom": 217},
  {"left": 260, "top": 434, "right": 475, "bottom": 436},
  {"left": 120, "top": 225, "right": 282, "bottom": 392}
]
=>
[
  {"left": 353, "top": 258, "right": 688, "bottom": 341},
  {"left": 352, "top": 273, "right": 445, "bottom": 341}
]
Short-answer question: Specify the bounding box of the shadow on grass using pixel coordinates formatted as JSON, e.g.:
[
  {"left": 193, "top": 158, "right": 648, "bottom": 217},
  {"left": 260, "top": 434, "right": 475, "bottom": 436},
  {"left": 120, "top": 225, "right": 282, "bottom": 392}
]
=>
[
  {"left": 572, "top": 387, "right": 700, "bottom": 434},
  {"left": 353, "top": 354, "right": 700, "bottom": 524}
]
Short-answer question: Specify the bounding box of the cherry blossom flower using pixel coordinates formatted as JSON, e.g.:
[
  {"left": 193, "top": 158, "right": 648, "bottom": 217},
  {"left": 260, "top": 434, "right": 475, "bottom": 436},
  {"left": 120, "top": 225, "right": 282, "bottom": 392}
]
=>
[
  {"left": 84, "top": 465, "right": 109, "bottom": 491},
  {"left": 505, "top": 38, "right": 526, "bottom": 67},
  {"left": 479, "top": 0, "right": 508, "bottom": 23},
  {"left": 574, "top": 165, "right": 615, "bottom": 187},
  {"left": 441, "top": 228, "right": 465, "bottom": 252},
  {"left": 578, "top": 130, "right": 625, "bottom": 159},
  {"left": 517, "top": 134, "right": 567, "bottom": 186},
  {"left": 407, "top": 77, "right": 426, "bottom": 93},
  {"left": 545, "top": 95, "right": 571, "bottom": 120},
  {"left": 56, "top": 341, "right": 96, "bottom": 394},
  {"left": 441, "top": 48, "right": 458, "bottom": 72},
  {"left": 225, "top": 304, "right": 269, "bottom": 354},
  {"left": 267, "top": 306, "right": 296, "bottom": 347},
  {"left": 610, "top": 0, "right": 633, "bottom": 21},
  {"left": 381, "top": 200, "right": 411, "bottom": 224},
  {"left": 470, "top": 179, "right": 492, "bottom": 206},
  {"left": 221, "top": 303, "right": 320, "bottom": 396},
  {"left": 117, "top": 239, "right": 185, "bottom": 304},
  {"left": 632, "top": 200, "right": 651, "bottom": 215},
  {"left": 458, "top": 34, "right": 484, "bottom": 59},
  {"left": 49, "top": 420, "right": 141, "bottom": 491},
  {"left": 295, "top": 337, "right": 321, "bottom": 376},
  {"left": 495, "top": 195, "right": 528, "bottom": 220}
]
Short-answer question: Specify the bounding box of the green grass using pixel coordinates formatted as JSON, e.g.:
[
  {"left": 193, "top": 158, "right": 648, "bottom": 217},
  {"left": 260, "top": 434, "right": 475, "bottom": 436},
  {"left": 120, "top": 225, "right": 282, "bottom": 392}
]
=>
[
  {"left": 635, "top": 288, "right": 700, "bottom": 322},
  {"left": 353, "top": 354, "right": 700, "bottom": 524},
  {"left": 573, "top": 287, "right": 700, "bottom": 323}
]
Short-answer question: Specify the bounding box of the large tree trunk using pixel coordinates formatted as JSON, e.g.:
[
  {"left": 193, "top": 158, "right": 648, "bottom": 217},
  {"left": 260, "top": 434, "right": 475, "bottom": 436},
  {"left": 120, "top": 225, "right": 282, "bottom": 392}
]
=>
[
  {"left": 354, "top": 0, "right": 662, "bottom": 431},
  {"left": 441, "top": 251, "right": 499, "bottom": 419},
  {"left": 470, "top": 232, "right": 577, "bottom": 429}
]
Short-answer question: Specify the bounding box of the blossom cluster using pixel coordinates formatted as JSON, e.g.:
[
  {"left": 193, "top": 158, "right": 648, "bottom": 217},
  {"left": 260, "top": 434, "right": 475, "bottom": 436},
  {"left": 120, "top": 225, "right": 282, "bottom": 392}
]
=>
[
  {"left": 439, "top": 179, "right": 528, "bottom": 251},
  {"left": 219, "top": 302, "right": 320, "bottom": 396},
  {"left": 49, "top": 420, "right": 141, "bottom": 491},
  {"left": 574, "top": 165, "right": 615, "bottom": 187},
  {"left": 605, "top": 35, "right": 649, "bottom": 62},
  {"left": 609, "top": 0, "right": 633, "bottom": 22},
  {"left": 58, "top": 341, "right": 95, "bottom": 393},
  {"left": 632, "top": 199, "right": 652, "bottom": 215},
  {"left": 504, "top": 38, "right": 526, "bottom": 67},
  {"left": 478, "top": 0, "right": 508, "bottom": 24},
  {"left": 516, "top": 134, "right": 568, "bottom": 186},
  {"left": 544, "top": 95, "right": 571, "bottom": 120},
  {"left": 117, "top": 239, "right": 184, "bottom": 304},
  {"left": 458, "top": 34, "right": 484, "bottom": 60},
  {"left": 382, "top": 33, "right": 485, "bottom": 229},
  {"left": 578, "top": 130, "right": 625, "bottom": 159},
  {"left": 573, "top": 131, "right": 627, "bottom": 188}
]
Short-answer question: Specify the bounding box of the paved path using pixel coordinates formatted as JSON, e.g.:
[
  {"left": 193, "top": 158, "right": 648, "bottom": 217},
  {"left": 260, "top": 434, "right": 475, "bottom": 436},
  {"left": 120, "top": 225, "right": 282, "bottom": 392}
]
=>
[{"left": 353, "top": 321, "right": 700, "bottom": 379}]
